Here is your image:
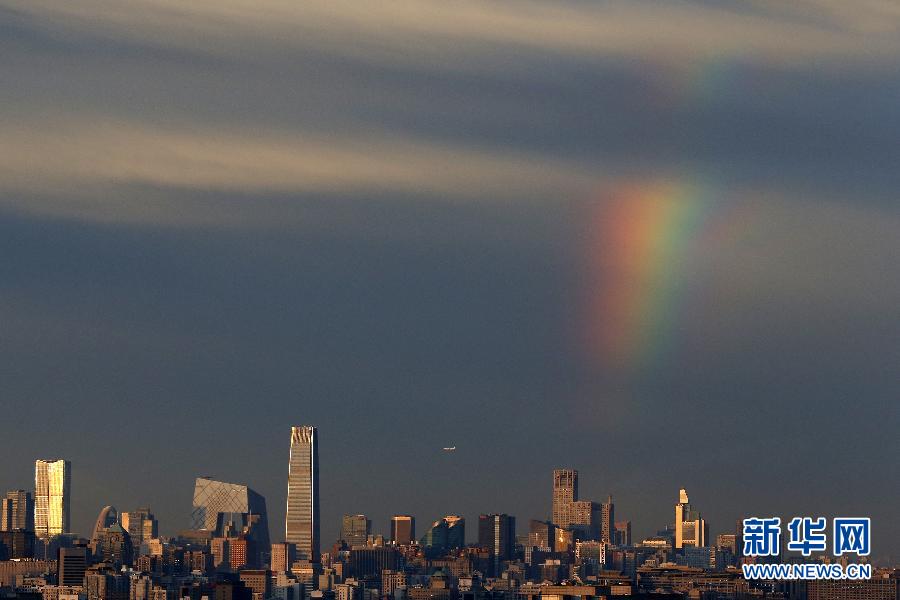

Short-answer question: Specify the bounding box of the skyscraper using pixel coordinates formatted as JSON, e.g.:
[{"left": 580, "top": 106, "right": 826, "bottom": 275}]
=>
[
  {"left": 551, "top": 469, "right": 577, "bottom": 527},
  {"left": 121, "top": 507, "right": 158, "bottom": 549},
  {"left": 1, "top": 490, "right": 34, "bottom": 532},
  {"left": 191, "top": 478, "right": 270, "bottom": 551},
  {"left": 340, "top": 514, "right": 371, "bottom": 548},
  {"left": 674, "top": 488, "right": 707, "bottom": 549},
  {"left": 477, "top": 514, "right": 515, "bottom": 576},
  {"left": 285, "top": 425, "right": 320, "bottom": 562},
  {"left": 420, "top": 516, "right": 465, "bottom": 556},
  {"left": 34, "top": 459, "right": 71, "bottom": 538},
  {"left": 390, "top": 515, "right": 415, "bottom": 545},
  {"left": 601, "top": 495, "right": 614, "bottom": 544}
]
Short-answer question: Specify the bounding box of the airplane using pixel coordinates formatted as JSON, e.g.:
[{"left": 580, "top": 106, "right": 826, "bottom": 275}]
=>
[{"left": 442, "top": 446, "right": 456, "bottom": 452}]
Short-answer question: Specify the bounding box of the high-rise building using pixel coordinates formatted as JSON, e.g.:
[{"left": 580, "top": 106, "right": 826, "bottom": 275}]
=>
[
  {"left": 270, "top": 542, "right": 296, "bottom": 573},
  {"left": 420, "top": 516, "right": 465, "bottom": 556},
  {"left": 285, "top": 425, "right": 319, "bottom": 562},
  {"left": 121, "top": 508, "right": 158, "bottom": 550},
  {"left": 551, "top": 469, "right": 600, "bottom": 540},
  {"left": 191, "top": 477, "right": 270, "bottom": 553},
  {"left": 34, "top": 459, "right": 71, "bottom": 538},
  {"left": 614, "top": 521, "right": 632, "bottom": 546},
  {"left": 348, "top": 547, "right": 401, "bottom": 578},
  {"left": 601, "top": 496, "right": 614, "bottom": 544},
  {"left": 58, "top": 546, "right": 88, "bottom": 586},
  {"left": 674, "top": 488, "right": 707, "bottom": 549},
  {"left": 0, "top": 529, "right": 36, "bottom": 559},
  {"left": 340, "top": 515, "right": 371, "bottom": 548},
  {"left": 552, "top": 469, "right": 577, "bottom": 527},
  {"left": 1, "top": 490, "right": 34, "bottom": 532},
  {"left": 478, "top": 514, "right": 515, "bottom": 576},
  {"left": 95, "top": 523, "right": 134, "bottom": 566},
  {"left": 390, "top": 516, "right": 415, "bottom": 545}
]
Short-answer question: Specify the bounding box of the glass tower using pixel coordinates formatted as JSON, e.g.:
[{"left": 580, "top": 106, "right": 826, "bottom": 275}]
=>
[
  {"left": 285, "top": 425, "right": 319, "bottom": 561},
  {"left": 34, "top": 459, "right": 71, "bottom": 538}
]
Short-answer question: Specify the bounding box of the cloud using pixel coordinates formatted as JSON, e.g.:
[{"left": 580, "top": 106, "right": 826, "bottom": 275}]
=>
[
  {"left": 7, "top": 0, "right": 900, "bottom": 70},
  {"left": 0, "top": 117, "right": 595, "bottom": 225}
]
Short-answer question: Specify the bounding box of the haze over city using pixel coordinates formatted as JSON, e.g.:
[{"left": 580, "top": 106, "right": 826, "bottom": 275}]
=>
[{"left": 1, "top": 0, "right": 898, "bottom": 569}]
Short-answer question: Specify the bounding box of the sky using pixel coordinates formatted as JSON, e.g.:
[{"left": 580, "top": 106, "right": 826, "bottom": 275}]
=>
[{"left": 0, "top": 0, "right": 898, "bottom": 564}]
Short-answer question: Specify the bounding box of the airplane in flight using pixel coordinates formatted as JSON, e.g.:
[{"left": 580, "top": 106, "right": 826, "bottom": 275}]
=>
[{"left": 442, "top": 446, "right": 456, "bottom": 452}]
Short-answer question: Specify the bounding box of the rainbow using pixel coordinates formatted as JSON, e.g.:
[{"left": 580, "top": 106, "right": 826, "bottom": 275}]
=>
[{"left": 583, "top": 180, "right": 720, "bottom": 372}]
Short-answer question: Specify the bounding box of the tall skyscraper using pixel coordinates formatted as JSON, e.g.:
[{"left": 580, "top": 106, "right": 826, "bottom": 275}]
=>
[
  {"left": 34, "top": 459, "right": 71, "bottom": 538},
  {"left": 478, "top": 514, "right": 515, "bottom": 576},
  {"left": 390, "top": 515, "right": 415, "bottom": 545},
  {"left": 190, "top": 477, "right": 270, "bottom": 556},
  {"left": 285, "top": 425, "right": 320, "bottom": 562},
  {"left": 551, "top": 469, "right": 577, "bottom": 527},
  {"left": 601, "top": 495, "right": 614, "bottom": 544},
  {"left": 674, "top": 488, "right": 707, "bottom": 549},
  {"left": 1, "top": 490, "right": 34, "bottom": 532},
  {"left": 340, "top": 514, "right": 371, "bottom": 548}
]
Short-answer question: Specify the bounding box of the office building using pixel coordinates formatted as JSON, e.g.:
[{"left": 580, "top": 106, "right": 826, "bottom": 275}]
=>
[
  {"left": 84, "top": 565, "right": 130, "bottom": 600},
  {"left": 0, "top": 529, "right": 36, "bottom": 559},
  {"left": 349, "top": 547, "right": 401, "bottom": 578},
  {"left": 341, "top": 515, "right": 371, "bottom": 548},
  {"left": 390, "top": 516, "right": 415, "bottom": 545},
  {"left": 191, "top": 477, "right": 270, "bottom": 553},
  {"left": 239, "top": 569, "right": 271, "bottom": 600},
  {"left": 121, "top": 508, "right": 158, "bottom": 549},
  {"left": 552, "top": 469, "right": 577, "bottom": 527},
  {"left": 674, "top": 488, "right": 707, "bottom": 549},
  {"left": 58, "top": 545, "right": 89, "bottom": 586},
  {"left": 285, "top": 425, "right": 320, "bottom": 562},
  {"left": 1, "top": 490, "right": 34, "bottom": 532},
  {"left": 478, "top": 514, "right": 515, "bottom": 576},
  {"left": 614, "top": 521, "right": 632, "bottom": 546},
  {"left": 420, "top": 516, "right": 465, "bottom": 556},
  {"left": 35, "top": 459, "right": 71, "bottom": 538},
  {"left": 600, "top": 496, "right": 614, "bottom": 544},
  {"left": 95, "top": 522, "right": 134, "bottom": 566},
  {"left": 552, "top": 469, "right": 600, "bottom": 540},
  {"left": 271, "top": 542, "right": 296, "bottom": 573}
]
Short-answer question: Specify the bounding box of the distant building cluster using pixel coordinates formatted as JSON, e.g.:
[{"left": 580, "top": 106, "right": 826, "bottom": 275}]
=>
[{"left": 1, "top": 427, "right": 896, "bottom": 600}]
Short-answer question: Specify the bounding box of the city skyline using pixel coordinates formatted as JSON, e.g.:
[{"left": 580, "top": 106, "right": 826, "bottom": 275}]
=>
[
  {"left": 0, "top": 445, "right": 894, "bottom": 564},
  {"left": 1, "top": 0, "right": 898, "bottom": 571}
]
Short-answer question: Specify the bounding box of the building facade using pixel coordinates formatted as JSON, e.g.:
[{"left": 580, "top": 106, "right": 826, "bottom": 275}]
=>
[
  {"left": 390, "top": 516, "right": 415, "bottom": 545},
  {"left": 34, "top": 459, "right": 71, "bottom": 538},
  {"left": 341, "top": 515, "right": 371, "bottom": 548},
  {"left": 191, "top": 477, "right": 270, "bottom": 554},
  {"left": 285, "top": 425, "right": 320, "bottom": 562},
  {"left": 1, "top": 490, "right": 35, "bottom": 532},
  {"left": 674, "top": 489, "right": 707, "bottom": 549}
]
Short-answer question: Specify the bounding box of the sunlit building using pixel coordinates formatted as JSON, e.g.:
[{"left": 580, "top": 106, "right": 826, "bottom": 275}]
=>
[
  {"left": 1, "top": 490, "right": 34, "bottom": 532},
  {"left": 34, "top": 459, "right": 71, "bottom": 538},
  {"left": 674, "top": 488, "right": 707, "bottom": 549},
  {"left": 285, "top": 425, "right": 320, "bottom": 562},
  {"left": 390, "top": 516, "right": 415, "bottom": 545}
]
